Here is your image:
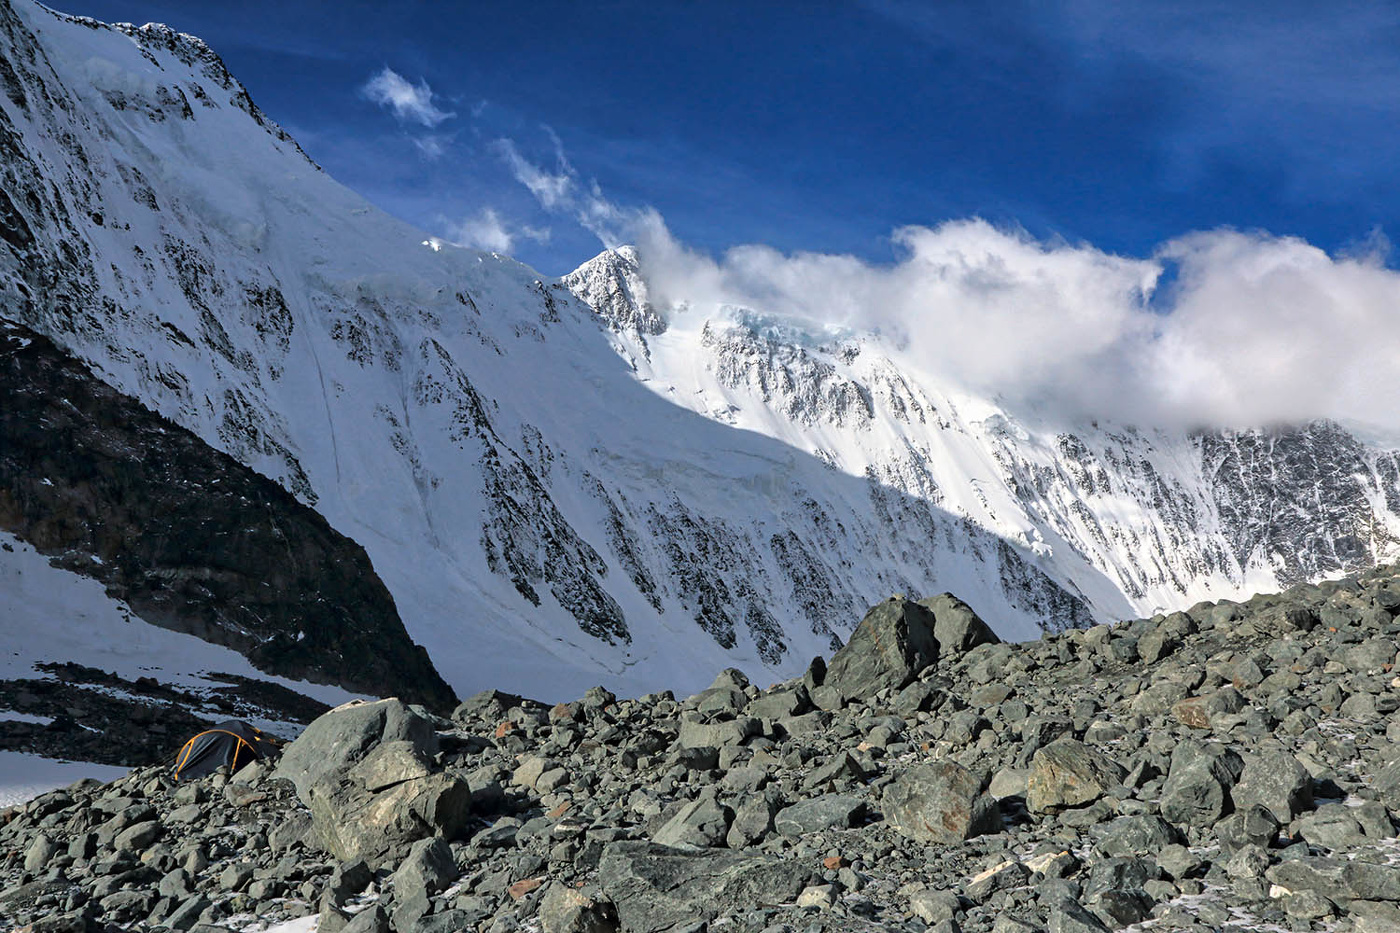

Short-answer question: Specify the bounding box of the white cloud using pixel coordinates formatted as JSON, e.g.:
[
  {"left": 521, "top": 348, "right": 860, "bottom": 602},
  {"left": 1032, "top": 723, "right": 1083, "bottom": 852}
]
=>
[
  {"left": 445, "top": 208, "right": 550, "bottom": 254},
  {"left": 631, "top": 215, "right": 1400, "bottom": 434},
  {"left": 493, "top": 138, "right": 575, "bottom": 211},
  {"left": 411, "top": 134, "right": 450, "bottom": 160},
  {"left": 361, "top": 67, "right": 454, "bottom": 128},
  {"left": 1144, "top": 230, "right": 1400, "bottom": 431},
  {"left": 501, "top": 130, "right": 1400, "bottom": 434},
  {"left": 492, "top": 137, "right": 636, "bottom": 246},
  {"left": 446, "top": 207, "right": 514, "bottom": 252},
  {"left": 520, "top": 224, "right": 552, "bottom": 245}
]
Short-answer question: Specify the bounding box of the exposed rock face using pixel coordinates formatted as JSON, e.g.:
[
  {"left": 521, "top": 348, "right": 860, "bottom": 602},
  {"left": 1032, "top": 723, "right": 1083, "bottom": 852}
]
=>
[
  {"left": 0, "top": 659, "right": 330, "bottom": 766},
  {"left": 1200, "top": 423, "right": 1395, "bottom": 587},
  {"left": 0, "top": 319, "right": 454, "bottom": 710},
  {"left": 560, "top": 245, "right": 665, "bottom": 341},
  {"left": 277, "top": 699, "right": 471, "bottom": 869},
  {"left": 823, "top": 597, "right": 939, "bottom": 700}
]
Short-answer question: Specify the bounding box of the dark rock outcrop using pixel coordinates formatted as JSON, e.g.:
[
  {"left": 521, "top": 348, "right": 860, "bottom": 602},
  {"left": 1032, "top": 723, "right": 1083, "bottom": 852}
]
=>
[
  {"left": 0, "top": 319, "right": 454, "bottom": 710},
  {"left": 823, "top": 597, "right": 939, "bottom": 700},
  {"left": 917, "top": 592, "right": 1001, "bottom": 654}
]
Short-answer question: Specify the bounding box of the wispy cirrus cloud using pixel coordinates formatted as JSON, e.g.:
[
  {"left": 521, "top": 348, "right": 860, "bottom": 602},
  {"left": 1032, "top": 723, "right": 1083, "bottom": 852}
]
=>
[
  {"left": 410, "top": 134, "right": 453, "bottom": 161},
  {"left": 361, "top": 66, "right": 455, "bottom": 128},
  {"left": 492, "top": 133, "right": 638, "bottom": 247},
  {"left": 493, "top": 138, "right": 574, "bottom": 211}
]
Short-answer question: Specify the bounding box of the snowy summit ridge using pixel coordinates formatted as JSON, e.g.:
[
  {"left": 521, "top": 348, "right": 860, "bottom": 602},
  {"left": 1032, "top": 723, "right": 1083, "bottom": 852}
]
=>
[{"left": 2, "top": 0, "right": 1399, "bottom": 701}]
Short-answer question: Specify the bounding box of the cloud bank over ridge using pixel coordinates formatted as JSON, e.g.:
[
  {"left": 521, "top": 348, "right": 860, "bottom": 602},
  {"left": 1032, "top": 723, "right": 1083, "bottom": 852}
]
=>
[{"left": 499, "top": 137, "right": 1400, "bottom": 438}]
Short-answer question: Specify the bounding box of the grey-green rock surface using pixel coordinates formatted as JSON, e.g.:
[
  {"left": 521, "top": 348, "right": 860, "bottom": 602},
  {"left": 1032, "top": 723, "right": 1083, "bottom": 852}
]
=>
[{"left": 9, "top": 565, "right": 1400, "bottom": 933}]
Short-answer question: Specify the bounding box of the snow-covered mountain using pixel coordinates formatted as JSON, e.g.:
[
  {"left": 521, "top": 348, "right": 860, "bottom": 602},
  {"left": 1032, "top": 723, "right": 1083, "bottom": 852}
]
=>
[{"left": 3, "top": 0, "right": 1399, "bottom": 701}]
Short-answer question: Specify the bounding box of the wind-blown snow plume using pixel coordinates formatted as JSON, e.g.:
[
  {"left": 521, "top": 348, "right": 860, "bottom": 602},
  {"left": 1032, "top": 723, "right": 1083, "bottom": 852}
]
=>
[{"left": 444, "top": 207, "right": 548, "bottom": 253}]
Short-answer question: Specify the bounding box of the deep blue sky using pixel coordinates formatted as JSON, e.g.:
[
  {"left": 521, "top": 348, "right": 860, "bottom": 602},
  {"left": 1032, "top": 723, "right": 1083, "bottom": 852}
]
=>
[{"left": 61, "top": 0, "right": 1400, "bottom": 275}]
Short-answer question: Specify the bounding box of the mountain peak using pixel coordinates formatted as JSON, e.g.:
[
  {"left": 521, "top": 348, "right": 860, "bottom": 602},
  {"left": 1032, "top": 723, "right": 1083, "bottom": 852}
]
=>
[{"left": 563, "top": 246, "right": 667, "bottom": 339}]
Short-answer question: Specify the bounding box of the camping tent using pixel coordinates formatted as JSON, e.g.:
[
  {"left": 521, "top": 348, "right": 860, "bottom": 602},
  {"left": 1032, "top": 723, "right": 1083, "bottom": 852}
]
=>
[{"left": 173, "top": 720, "right": 279, "bottom": 781}]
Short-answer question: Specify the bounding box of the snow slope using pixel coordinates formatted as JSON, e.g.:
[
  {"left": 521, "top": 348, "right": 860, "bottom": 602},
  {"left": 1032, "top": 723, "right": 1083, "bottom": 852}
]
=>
[
  {"left": 2, "top": 0, "right": 1398, "bottom": 703},
  {"left": 0, "top": 532, "right": 357, "bottom": 708}
]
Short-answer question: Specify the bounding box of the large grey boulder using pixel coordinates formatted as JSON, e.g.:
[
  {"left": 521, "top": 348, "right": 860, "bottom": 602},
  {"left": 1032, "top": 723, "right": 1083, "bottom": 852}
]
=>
[
  {"left": 1095, "top": 815, "right": 1181, "bottom": 858},
  {"left": 1026, "top": 739, "right": 1126, "bottom": 813},
  {"left": 882, "top": 761, "right": 1001, "bottom": 843},
  {"left": 342, "top": 905, "right": 391, "bottom": 933},
  {"left": 1267, "top": 857, "right": 1400, "bottom": 902},
  {"left": 390, "top": 837, "right": 457, "bottom": 898},
  {"left": 909, "top": 889, "right": 960, "bottom": 925},
  {"left": 1232, "top": 750, "right": 1312, "bottom": 822},
  {"left": 825, "top": 597, "right": 939, "bottom": 700},
  {"left": 1216, "top": 805, "right": 1281, "bottom": 855},
  {"left": 277, "top": 699, "right": 470, "bottom": 869},
  {"left": 307, "top": 759, "right": 472, "bottom": 869},
  {"left": 745, "top": 685, "right": 811, "bottom": 720},
  {"left": 917, "top": 592, "right": 1000, "bottom": 655},
  {"left": 676, "top": 718, "right": 759, "bottom": 749},
  {"left": 1048, "top": 901, "right": 1112, "bottom": 933},
  {"left": 23, "top": 834, "right": 57, "bottom": 873},
  {"left": 276, "top": 698, "right": 438, "bottom": 799},
  {"left": 1159, "top": 740, "right": 1243, "bottom": 828},
  {"left": 1295, "top": 804, "right": 1370, "bottom": 849},
  {"left": 726, "top": 792, "right": 777, "bottom": 848},
  {"left": 598, "top": 841, "right": 812, "bottom": 933},
  {"left": 773, "top": 795, "right": 866, "bottom": 838},
  {"left": 651, "top": 798, "right": 733, "bottom": 848},
  {"left": 1375, "top": 757, "right": 1400, "bottom": 811}
]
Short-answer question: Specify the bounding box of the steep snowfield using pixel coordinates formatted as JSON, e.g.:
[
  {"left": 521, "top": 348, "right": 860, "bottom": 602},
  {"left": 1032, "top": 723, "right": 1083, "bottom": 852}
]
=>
[
  {"left": 0, "top": 531, "right": 358, "bottom": 706},
  {"left": 2, "top": 0, "right": 1398, "bottom": 702}
]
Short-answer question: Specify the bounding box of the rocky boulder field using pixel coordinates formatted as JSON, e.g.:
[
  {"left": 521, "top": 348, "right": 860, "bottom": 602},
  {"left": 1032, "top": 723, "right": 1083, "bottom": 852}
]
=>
[{"left": 7, "top": 571, "right": 1400, "bottom": 933}]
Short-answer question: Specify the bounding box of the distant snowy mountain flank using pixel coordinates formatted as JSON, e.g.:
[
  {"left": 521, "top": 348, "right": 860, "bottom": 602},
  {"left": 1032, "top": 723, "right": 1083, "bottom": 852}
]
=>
[{"left": 2, "top": 0, "right": 1399, "bottom": 702}]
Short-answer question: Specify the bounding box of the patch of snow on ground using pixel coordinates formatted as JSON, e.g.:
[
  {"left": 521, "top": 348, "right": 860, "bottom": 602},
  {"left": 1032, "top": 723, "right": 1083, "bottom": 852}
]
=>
[
  {"left": 0, "top": 710, "right": 53, "bottom": 725},
  {"left": 227, "top": 909, "right": 317, "bottom": 933},
  {"left": 0, "top": 750, "right": 128, "bottom": 808}
]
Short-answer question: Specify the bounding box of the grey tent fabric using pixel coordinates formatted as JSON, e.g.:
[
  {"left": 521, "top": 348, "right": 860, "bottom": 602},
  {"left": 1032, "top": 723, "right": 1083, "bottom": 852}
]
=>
[{"left": 173, "top": 720, "right": 278, "bottom": 780}]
